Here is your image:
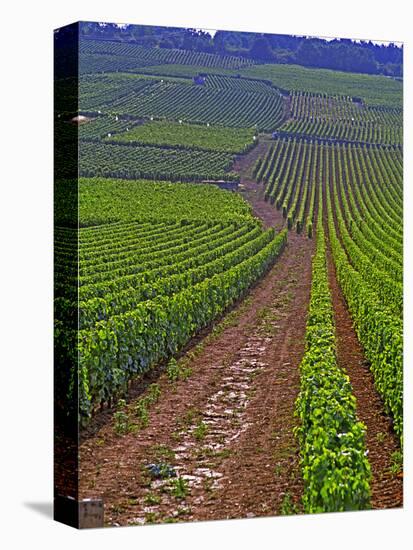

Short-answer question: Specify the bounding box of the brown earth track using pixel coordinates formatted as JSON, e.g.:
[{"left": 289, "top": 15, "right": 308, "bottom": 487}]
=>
[
  {"left": 233, "top": 139, "right": 286, "bottom": 232},
  {"left": 196, "top": 244, "right": 312, "bottom": 521}
]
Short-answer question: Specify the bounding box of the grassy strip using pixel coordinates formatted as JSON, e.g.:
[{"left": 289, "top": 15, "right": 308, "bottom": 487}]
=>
[{"left": 295, "top": 194, "right": 371, "bottom": 513}]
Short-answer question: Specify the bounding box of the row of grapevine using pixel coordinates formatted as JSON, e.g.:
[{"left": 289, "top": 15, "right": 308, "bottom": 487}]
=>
[
  {"left": 102, "top": 81, "right": 284, "bottom": 130},
  {"left": 255, "top": 137, "right": 402, "bottom": 241},
  {"left": 326, "top": 177, "right": 403, "bottom": 442},
  {"left": 72, "top": 227, "right": 287, "bottom": 420},
  {"left": 280, "top": 91, "right": 402, "bottom": 145},
  {"left": 79, "top": 140, "right": 238, "bottom": 182},
  {"left": 79, "top": 39, "right": 255, "bottom": 70},
  {"left": 296, "top": 191, "right": 371, "bottom": 512}
]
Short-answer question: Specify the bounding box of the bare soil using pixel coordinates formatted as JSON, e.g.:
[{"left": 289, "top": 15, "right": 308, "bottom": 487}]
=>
[{"left": 233, "top": 139, "right": 286, "bottom": 231}]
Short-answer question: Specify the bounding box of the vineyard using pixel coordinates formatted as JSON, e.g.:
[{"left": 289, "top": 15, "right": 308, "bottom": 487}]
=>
[
  {"left": 79, "top": 140, "right": 238, "bottom": 181},
  {"left": 279, "top": 91, "right": 402, "bottom": 145},
  {"left": 107, "top": 120, "right": 257, "bottom": 153},
  {"left": 55, "top": 180, "right": 286, "bottom": 419},
  {"left": 253, "top": 138, "right": 402, "bottom": 239},
  {"left": 79, "top": 38, "right": 255, "bottom": 71},
  {"left": 54, "top": 30, "right": 403, "bottom": 527},
  {"left": 238, "top": 63, "right": 403, "bottom": 107},
  {"left": 101, "top": 81, "right": 284, "bottom": 129}
]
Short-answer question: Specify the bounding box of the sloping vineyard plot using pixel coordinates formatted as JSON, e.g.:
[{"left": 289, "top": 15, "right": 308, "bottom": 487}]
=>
[
  {"left": 252, "top": 135, "right": 403, "bottom": 438},
  {"left": 204, "top": 74, "right": 276, "bottom": 94},
  {"left": 327, "top": 196, "right": 402, "bottom": 442},
  {"left": 77, "top": 177, "right": 254, "bottom": 225},
  {"left": 79, "top": 74, "right": 163, "bottom": 112},
  {"left": 78, "top": 73, "right": 284, "bottom": 130},
  {"left": 296, "top": 192, "right": 371, "bottom": 512},
  {"left": 254, "top": 137, "right": 321, "bottom": 235},
  {"left": 238, "top": 63, "right": 403, "bottom": 107},
  {"left": 79, "top": 140, "right": 237, "bottom": 181},
  {"left": 79, "top": 39, "right": 255, "bottom": 70},
  {"left": 77, "top": 116, "right": 136, "bottom": 139},
  {"left": 124, "top": 63, "right": 239, "bottom": 79},
  {"left": 254, "top": 137, "right": 403, "bottom": 241},
  {"left": 55, "top": 179, "right": 287, "bottom": 420},
  {"left": 279, "top": 91, "right": 402, "bottom": 145},
  {"left": 106, "top": 119, "right": 257, "bottom": 153},
  {"left": 77, "top": 76, "right": 262, "bottom": 181},
  {"left": 79, "top": 53, "right": 166, "bottom": 74},
  {"left": 103, "top": 80, "right": 284, "bottom": 130}
]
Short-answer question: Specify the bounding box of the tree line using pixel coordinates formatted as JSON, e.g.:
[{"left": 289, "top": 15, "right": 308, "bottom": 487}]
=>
[{"left": 77, "top": 22, "right": 403, "bottom": 78}]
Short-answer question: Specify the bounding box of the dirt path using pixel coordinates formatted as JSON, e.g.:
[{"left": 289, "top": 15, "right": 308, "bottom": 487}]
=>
[
  {"left": 79, "top": 144, "right": 314, "bottom": 526},
  {"left": 233, "top": 139, "right": 286, "bottom": 232}
]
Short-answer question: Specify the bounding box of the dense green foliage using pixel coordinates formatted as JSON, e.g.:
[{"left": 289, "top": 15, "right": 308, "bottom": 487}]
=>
[
  {"left": 239, "top": 63, "right": 402, "bottom": 107},
  {"left": 79, "top": 140, "right": 237, "bottom": 182},
  {"left": 79, "top": 38, "right": 254, "bottom": 72},
  {"left": 67, "top": 178, "right": 252, "bottom": 226},
  {"left": 326, "top": 154, "right": 403, "bottom": 442},
  {"left": 108, "top": 119, "right": 256, "bottom": 153},
  {"left": 55, "top": 180, "right": 290, "bottom": 420},
  {"left": 75, "top": 226, "right": 286, "bottom": 419},
  {"left": 280, "top": 91, "right": 402, "bottom": 145},
  {"left": 296, "top": 197, "right": 371, "bottom": 513}
]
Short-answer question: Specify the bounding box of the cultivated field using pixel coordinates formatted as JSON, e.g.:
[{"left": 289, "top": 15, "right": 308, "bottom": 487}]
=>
[{"left": 55, "top": 34, "right": 403, "bottom": 526}]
